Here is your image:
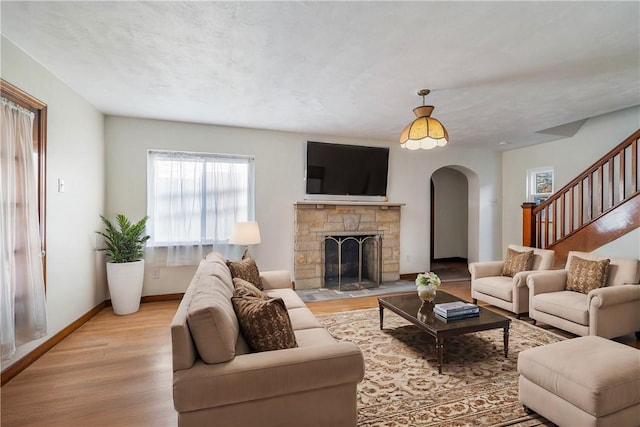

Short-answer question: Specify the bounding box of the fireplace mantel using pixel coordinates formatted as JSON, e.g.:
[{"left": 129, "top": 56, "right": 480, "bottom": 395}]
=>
[
  {"left": 295, "top": 201, "right": 405, "bottom": 208},
  {"left": 322, "top": 231, "right": 384, "bottom": 237}
]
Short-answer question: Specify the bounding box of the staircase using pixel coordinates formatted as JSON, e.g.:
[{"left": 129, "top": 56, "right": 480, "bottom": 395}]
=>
[{"left": 522, "top": 129, "right": 640, "bottom": 266}]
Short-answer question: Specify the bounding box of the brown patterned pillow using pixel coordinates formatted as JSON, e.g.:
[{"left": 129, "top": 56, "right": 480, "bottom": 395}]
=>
[
  {"left": 227, "top": 254, "right": 263, "bottom": 290},
  {"left": 502, "top": 248, "right": 534, "bottom": 277},
  {"left": 233, "top": 277, "right": 267, "bottom": 299},
  {"left": 566, "top": 256, "right": 610, "bottom": 294},
  {"left": 231, "top": 296, "right": 297, "bottom": 352}
]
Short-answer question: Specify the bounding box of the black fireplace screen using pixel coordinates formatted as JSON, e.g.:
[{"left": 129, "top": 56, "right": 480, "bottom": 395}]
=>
[{"left": 323, "top": 235, "right": 381, "bottom": 290}]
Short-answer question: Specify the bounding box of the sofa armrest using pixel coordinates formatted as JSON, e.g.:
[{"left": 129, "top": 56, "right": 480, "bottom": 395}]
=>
[
  {"left": 260, "top": 270, "right": 293, "bottom": 290},
  {"left": 173, "top": 341, "right": 364, "bottom": 413},
  {"left": 588, "top": 284, "right": 640, "bottom": 309},
  {"left": 513, "top": 270, "right": 539, "bottom": 288},
  {"left": 469, "top": 261, "right": 504, "bottom": 279},
  {"left": 526, "top": 270, "right": 568, "bottom": 295}
]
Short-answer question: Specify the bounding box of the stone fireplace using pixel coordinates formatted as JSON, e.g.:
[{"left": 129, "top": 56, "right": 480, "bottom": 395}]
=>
[{"left": 294, "top": 202, "right": 403, "bottom": 289}]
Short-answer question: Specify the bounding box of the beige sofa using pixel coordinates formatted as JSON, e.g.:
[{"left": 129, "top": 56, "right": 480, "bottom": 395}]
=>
[
  {"left": 469, "top": 244, "right": 555, "bottom": 318},
  {"left": 527, "top": 251, "right": 640, "bottom": 338},
  {"left": 171, "top": 252, "right": 365, "bottom": 427}
]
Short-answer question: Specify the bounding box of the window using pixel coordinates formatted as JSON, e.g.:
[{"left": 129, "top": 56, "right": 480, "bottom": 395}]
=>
[
  {"left": 1, "top": 79, "right": 48, "bottom": 363},
  {"left": 0, "top": 79, "right": 46, "bottom": 279},
  {"left": 147, "top": 150, "right": 255, "bottom": 265},
  {"left": 526, "top": 166, "right": 554, "bottom": 204}
]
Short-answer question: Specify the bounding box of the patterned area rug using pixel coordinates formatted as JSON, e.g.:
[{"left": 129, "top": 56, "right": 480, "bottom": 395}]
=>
[{"left": 318, "top": 308, "right": 562, "bottom": 426}]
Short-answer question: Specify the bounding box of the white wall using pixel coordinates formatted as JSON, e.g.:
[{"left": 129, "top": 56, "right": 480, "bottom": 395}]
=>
[
  {"left": 105, "top": 116, "right": 502, "bottom": 294},
  {"left": 432, "top": 167, "right": 468, "bottom": 259},
  {"left": 1, "top": 36, "right": 105, "bottom": 371},
  {"left": 502, "top": 106, "right": 640, "bottom": 258},
  {"left": 592, "top": 228, "right": 640, "bottom": 259}
]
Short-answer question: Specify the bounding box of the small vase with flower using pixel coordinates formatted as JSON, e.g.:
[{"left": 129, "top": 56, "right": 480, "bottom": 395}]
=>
[{"left": 415, "top": 271, "right": 441, "bottom": 302}]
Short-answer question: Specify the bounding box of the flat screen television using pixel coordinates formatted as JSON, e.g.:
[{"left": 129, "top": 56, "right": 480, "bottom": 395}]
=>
[{"left": 305, "top": 141, "right": 389, "bottom": 200}]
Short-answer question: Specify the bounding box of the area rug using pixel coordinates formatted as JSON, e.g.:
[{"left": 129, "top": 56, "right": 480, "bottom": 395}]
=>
[{"left": 318, "top": 308, "right": 563, "bottom": 426}]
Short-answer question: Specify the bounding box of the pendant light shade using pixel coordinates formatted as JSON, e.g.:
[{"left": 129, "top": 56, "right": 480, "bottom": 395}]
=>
[{"left": 400, "top": 89, "right": 449, "bottom": 150}]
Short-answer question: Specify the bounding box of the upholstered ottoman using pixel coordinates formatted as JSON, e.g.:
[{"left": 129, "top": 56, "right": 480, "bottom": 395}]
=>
[{"left": 518, "top": 336, "right": 640, "bottom": 427}]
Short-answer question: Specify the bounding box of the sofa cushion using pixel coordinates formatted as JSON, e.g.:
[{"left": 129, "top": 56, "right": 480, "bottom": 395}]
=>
[
  {"left": 293, "top": 327, "right": 340, "bottom": 347},
  {"left": 232, "top": 296, "right": 298, "bottom": 352},
  {"left": 187, "top": 284, "right": 240, "bottom": 364},
  {"left": 533, "top": 291, "right": 589, "bottom": 325},
  {"left": 606, "top": 257, "right": 640, "bottom": 285},
  {"left": 264, "top": 288, "right": 306, "bottom": 309},
  {"left": 566, "top": 256, "right": 610, "bottom": 294},
  {"left": 472, "top": 276, "right": 514, "bottom": 301},
  {"left": 508, "top": 244, "right": 555, "bottom": 271},
  {"left": 227, "top": 254, "right": 263, "bottom": 290},
  {"left": 565, "top": 252, "right": 640, "bottom": 286},
  {"left": 288, "top": 307, "right": 324, "bottom": 330},
  {"left": 233, "top": 277, "right": 267, "bottom": 299},
  {"left": 502, "top": 247, "right": 534, "bottom": 277}
]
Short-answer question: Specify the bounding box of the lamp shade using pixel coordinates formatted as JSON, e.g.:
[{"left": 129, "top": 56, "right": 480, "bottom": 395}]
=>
[
  {"left": 400, "top": 90, "right": 449, "bottom": 150},
  {"left": 400, "top": 106, "right": 449, "bottom": 150},
  {"left": 229, "top": 221, "right": 261, "bottom": 245}
]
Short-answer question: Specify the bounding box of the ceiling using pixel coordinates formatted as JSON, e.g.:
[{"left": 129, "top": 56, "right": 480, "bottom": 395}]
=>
[{"left": 2, "top": 1, "right": 639, "bottom": 151}]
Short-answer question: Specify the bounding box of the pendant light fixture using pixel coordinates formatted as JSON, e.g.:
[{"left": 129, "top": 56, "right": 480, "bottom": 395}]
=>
[{"left": 400, "top": 89, "right": 449, "bottom": 150}]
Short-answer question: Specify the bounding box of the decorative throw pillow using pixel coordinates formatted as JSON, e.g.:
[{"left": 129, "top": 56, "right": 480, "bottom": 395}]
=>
[
  {"left": 233, "top": 277, "right": 267, "bottom": 299},
  {"left": 231, "top": 296, "right": 297, "bottom": 352},
  {"left": 566, "top": 256, "right": 610, "bottom": 294},
  {"left": 227, "top": 254, "right": 263, "bottom": 290},
  {"left": 502, "top": 248, "right": 534, "bottom": 277}
]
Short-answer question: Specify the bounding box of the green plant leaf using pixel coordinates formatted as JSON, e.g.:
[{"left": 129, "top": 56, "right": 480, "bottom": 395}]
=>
[{"left": 96, "top": 214, "right": 150, "bottom": 263}]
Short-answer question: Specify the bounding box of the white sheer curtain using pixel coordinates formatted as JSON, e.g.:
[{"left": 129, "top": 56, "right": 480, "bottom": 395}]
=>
[
  {"left": 147, "top": 150, "right": 254, "bottom": 266},
  {"left": 1, "top": 98, "right": 47, "bottom": 360}
]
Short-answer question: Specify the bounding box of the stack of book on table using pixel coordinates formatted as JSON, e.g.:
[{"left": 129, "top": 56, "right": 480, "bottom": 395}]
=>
[{"left": 434, "top": 301, "right": 480, "bottom": 322}]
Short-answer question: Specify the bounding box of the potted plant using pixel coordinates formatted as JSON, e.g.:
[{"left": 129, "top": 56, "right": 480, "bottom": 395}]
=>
[{"left": 97, "top": 214, "right": 150, "bottom": 315}]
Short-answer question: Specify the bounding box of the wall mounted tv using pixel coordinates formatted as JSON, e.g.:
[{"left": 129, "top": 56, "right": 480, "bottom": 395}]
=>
[{"left": 305, "top": 141, "right": 389, "bottom": 200}]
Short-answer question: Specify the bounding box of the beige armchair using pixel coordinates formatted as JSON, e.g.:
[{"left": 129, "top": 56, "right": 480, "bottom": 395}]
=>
[
  {"left": 527, "top": 251, "right": 640, "bottom": 339},
  {"left": 469, "top": 244, "right": 555, "bottom": 318}
]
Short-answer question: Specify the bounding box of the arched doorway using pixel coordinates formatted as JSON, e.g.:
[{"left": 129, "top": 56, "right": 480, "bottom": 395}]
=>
[{"left": 430, "top": 166, "right": 478, "bottom": 280}]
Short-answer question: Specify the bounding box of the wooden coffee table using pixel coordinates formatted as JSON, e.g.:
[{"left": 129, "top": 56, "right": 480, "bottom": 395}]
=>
[{"left": 378, "top": 291, "right": 511, "bottom": 374}]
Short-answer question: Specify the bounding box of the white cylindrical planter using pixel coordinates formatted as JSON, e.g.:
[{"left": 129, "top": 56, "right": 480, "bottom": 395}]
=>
[{"left": 106, "top": 260, "right": 144, "bottom": 315}]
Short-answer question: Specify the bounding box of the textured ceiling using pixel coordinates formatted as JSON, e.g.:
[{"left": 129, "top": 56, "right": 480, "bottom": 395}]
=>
[{"left": 1, "top": 1, "right": 639, "bottom": 150}]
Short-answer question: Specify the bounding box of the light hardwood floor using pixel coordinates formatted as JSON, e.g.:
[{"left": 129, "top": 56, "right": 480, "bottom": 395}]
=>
[
  {"left": 1, "top": 301, "right": 178, "bottom": 427},
  {"left": 1, "top": 281, "right": 637, "bottom": 426}
]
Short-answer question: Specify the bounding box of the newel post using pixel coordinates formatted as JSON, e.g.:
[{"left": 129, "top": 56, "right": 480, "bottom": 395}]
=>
[{"left": 521, "top": 202, "right": 537, "bottom": 247}]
